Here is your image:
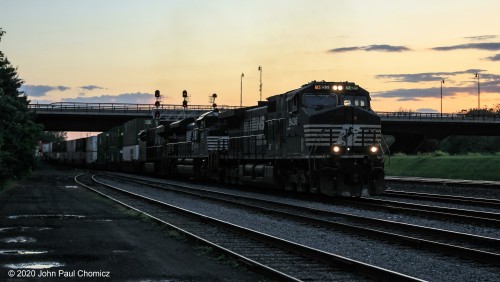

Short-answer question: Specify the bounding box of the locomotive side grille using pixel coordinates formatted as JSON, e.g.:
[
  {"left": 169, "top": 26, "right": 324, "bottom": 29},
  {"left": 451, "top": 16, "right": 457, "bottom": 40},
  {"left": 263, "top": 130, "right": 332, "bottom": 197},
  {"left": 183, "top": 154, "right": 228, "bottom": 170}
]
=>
[
  {"left": 304, "top": 124, "right": 342, "bottom": 146},
  {"left": 207, "top": 136, "right": 229, "bottom": 151},
  {"left": 304, "top": 124, "right": 381, "bottom": 147},
  {"left": 354, "top": 126, "right": 382, "bottom": 146}
]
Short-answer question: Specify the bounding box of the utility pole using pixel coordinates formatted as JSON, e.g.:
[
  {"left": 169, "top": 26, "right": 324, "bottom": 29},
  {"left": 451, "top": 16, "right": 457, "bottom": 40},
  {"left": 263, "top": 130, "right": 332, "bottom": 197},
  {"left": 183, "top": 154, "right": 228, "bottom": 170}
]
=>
[
  {"left": 475, "top": 73, "right": 480, "bottom": 109},
  {"left": 440, "top": 78, "right": 444, "bottom": 118},
  {"left": 258, "top": 66, "right": 263, "bottom": 101},
  {"left": 240, "top": 73, "right": 244, "bottom": 107}
]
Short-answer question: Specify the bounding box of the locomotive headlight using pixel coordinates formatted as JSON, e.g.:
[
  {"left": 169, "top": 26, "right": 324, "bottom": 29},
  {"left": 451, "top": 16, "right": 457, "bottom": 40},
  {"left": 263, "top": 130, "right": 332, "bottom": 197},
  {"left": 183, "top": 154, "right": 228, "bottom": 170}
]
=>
[
  {"left": 331, "top": 145, "right": 342, "bottom": 154},
  {"left": 369, "top": 145, "right": 379, "bottom": 154},
  {"left": 333, "top": 85, "right": 338, "bottom": 90},
  {"left": 337, "top": 85, "right": 343, "bottom": 91}
]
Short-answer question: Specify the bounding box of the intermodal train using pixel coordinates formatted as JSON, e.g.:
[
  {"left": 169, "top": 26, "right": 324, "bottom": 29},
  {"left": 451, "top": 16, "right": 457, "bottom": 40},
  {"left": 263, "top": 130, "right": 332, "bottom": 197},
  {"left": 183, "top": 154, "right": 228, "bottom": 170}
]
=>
[{"left": 43, "top": 81, "right": 386, "bottom": 197}]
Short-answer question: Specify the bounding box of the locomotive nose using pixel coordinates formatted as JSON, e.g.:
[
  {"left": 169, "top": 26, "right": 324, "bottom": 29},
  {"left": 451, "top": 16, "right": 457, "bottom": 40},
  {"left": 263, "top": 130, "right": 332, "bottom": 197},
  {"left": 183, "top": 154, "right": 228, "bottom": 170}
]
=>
[{"left": 309, "top": 106, "right": 379, "bottom": 125}]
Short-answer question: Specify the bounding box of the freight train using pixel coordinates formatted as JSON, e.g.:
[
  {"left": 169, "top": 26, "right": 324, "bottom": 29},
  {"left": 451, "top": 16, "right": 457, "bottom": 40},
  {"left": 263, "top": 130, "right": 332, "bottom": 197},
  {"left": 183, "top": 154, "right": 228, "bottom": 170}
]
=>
[{"left": 44, "top": 81, "right": 386, "bottom": 197}]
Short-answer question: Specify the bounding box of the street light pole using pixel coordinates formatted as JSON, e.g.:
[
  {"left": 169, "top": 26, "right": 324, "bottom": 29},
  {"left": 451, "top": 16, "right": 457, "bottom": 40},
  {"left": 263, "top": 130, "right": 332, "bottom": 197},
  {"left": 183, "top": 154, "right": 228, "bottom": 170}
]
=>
[
  {"left": 475, "top": 73, "right": 480, "bottom": 109},
  {"left": 240, "top": 73, "right": 244, "bottom": 107},
  {"left": 440, "top": 78, "right": 444, "bottom": 118},
  {"left": 258, "top": 66, "right": 263, "bottom": 102}
]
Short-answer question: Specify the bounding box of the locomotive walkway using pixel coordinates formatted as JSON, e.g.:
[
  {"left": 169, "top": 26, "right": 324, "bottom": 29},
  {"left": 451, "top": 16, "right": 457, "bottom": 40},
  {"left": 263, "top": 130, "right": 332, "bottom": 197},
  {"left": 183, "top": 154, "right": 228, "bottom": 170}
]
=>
[{"left": 0, "top": 163, "right": 263, "bottom": 281}]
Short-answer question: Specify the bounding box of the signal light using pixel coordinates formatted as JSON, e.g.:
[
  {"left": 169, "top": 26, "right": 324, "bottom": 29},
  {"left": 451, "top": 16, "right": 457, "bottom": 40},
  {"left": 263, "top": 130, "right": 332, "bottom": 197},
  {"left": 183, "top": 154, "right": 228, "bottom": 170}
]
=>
[
  {"left": 154, "top": 101, "right": 160, "bottom": 107},
  {"left": 154, "top": 111, "right": 160, "bottom": 119},
  {"left": 182, "top": 100, "right": 188, "bottom": 108},
  {"left": 155, "top": 90, "right": 160, "bottom": 98},
  {"left": 212, "top": 103, "right": 217, "bottom": 108},
  {"left": 182, "top": 90, "right": 188, "bottom": 98}
]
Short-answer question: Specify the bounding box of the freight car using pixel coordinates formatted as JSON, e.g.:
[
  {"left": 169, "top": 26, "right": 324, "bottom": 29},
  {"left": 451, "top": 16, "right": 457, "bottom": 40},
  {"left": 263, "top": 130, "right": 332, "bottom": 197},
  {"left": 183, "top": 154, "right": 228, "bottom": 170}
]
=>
[{"left": 45, "top": 80, "right": 386, "bottom": 197}]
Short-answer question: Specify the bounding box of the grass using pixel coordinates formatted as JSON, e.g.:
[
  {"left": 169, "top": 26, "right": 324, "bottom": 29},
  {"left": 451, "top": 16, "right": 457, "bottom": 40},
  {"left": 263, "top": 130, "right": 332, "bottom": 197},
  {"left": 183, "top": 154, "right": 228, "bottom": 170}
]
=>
[{"left": 384, "top": 154, "right": 500, "bottom": 181}]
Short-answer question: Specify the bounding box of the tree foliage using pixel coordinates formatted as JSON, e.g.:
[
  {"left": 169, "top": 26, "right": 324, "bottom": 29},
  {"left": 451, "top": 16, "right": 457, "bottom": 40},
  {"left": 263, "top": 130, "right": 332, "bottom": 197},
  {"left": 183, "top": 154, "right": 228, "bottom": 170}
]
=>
[
  {"left": 438, "top": 107, "right": 500, "bottom": 154},
  {"left": 0, "top": 28, "right": 43, "bottom": 183},
  {"left": 40, "top": 131, "right": 67, "bottom": 143}
]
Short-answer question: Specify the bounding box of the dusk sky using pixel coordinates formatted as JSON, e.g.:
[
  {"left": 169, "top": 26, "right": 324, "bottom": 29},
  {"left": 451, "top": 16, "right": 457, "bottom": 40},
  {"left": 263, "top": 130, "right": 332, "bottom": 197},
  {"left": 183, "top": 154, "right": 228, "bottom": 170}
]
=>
[{"left": 1, "top": 0, "right": 499, "bottom": 114}]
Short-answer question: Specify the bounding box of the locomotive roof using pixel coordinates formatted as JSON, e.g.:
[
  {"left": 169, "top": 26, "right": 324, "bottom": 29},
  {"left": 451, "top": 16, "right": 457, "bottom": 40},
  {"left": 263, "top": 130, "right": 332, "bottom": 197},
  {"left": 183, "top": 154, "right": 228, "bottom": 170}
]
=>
[
  {"left": 170, "top": 117, "right": 195, "bottom": 129},
  {"left": 271, "top": 80, "right": 369, "bottom": 101},
  {"left": 196, "top": 110, "right": 219, "bottom": 121}
]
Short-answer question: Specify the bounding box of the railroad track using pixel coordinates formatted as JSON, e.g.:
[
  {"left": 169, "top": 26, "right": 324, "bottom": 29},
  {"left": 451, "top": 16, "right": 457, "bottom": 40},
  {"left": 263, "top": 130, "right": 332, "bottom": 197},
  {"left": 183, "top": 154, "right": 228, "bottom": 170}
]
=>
[
  {"left": 95, "top": 172, "right": 500, "bottom": 267},
  {"left": 337, "top": 197, "right": 500, "bottom": 228},
  {"left": 76, "top": 173, "right": 421, "bottom": 282},
  {"left": 386, "top": 176, "right": 500, "bottom": 188},
  {"left": 384, "top": 189, "right": 500, "bottom": 209}
]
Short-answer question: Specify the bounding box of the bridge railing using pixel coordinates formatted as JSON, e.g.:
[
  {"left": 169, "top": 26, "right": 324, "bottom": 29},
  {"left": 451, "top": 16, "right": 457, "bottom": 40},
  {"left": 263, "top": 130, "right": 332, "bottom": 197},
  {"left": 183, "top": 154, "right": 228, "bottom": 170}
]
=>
[
  {"left": 377, "top": 111, "right": 500, "bottom": 121},
  {"left": 29, "top": 102, "right": 240, "bottom": 113}
]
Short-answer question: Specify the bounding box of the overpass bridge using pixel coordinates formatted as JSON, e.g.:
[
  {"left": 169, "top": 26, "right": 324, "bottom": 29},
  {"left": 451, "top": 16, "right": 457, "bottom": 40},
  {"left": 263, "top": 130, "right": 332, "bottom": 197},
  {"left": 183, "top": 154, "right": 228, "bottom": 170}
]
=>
[
  {"left": 378, "top": 111, "right": 500, "bottom": 153},
  {"left": 29, "top": 103, "right": 500, "bottom": 153}
]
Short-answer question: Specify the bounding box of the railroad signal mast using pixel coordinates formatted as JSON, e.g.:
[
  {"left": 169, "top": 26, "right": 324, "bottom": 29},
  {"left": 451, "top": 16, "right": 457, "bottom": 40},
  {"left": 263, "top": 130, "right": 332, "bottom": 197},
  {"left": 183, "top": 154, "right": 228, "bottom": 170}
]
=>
[
  {"left": 209, "top": 93, "right": 218, "bottom": 111},
  {"left": 154, "top": 90, "right": 161, "bottom": 120},
  {"left": 182, "top": 90, "right": 189, "bottom": 109}
]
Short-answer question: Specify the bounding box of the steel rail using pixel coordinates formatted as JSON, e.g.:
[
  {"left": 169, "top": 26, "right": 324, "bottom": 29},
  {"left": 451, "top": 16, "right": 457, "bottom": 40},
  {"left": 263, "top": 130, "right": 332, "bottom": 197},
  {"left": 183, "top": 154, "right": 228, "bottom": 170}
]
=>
[
  {"left": 337, "top": 197, "right": 500, "bottom": 227},
  {"left": 77, "top": 173, "right": 422, "bottom": 281},
  {"left": 97, "top": 173, "right": 500, "bottom": 266},
  {"left": 74, "top": 173, "right": 299, "bottom": 282},
  {"left": 384, "top": 190, "right": 500, "bottom": 209},
  {"left": 385, "top": 176, "right": 500, "bottom": 188}
]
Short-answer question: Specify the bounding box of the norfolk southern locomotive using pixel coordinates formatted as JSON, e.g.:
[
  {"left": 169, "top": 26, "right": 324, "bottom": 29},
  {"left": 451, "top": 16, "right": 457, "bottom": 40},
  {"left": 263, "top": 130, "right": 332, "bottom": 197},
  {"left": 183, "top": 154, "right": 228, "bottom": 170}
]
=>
[{"left": 44, "top": 81, "right": 386, "bottom": 197}]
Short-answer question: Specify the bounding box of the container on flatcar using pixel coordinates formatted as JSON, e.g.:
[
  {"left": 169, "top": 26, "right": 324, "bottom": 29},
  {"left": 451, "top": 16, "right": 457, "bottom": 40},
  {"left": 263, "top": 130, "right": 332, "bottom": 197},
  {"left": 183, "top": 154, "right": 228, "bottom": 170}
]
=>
[
  {"left": 107, "top": 125, "right": 123, "bottom": 168},
  {"left": 122, "top": 118, "right": 151, "bottom": 162},
  {"left": 85, "top": 136, "right": 98, "bottom": 164}
]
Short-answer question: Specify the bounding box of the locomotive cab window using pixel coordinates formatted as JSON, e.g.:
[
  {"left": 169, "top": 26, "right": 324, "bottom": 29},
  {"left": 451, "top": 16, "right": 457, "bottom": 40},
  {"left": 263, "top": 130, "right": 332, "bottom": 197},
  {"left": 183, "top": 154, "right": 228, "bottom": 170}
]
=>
[
  {"left": 343, "top": 95, "right": 369, "bottom": 108},
  {"left": 287, "top": 95, "right": 298, "bottom": 114},
  {"left": 302, "top": 93, "right": 337, "bottom": 108}
]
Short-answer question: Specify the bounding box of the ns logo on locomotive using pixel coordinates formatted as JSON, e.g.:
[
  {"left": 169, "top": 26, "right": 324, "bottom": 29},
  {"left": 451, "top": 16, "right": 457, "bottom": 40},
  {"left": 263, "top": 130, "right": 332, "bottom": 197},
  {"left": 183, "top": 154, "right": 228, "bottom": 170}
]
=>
[{"left": 44, "top": 81, "right": 386, "bottom": 197}]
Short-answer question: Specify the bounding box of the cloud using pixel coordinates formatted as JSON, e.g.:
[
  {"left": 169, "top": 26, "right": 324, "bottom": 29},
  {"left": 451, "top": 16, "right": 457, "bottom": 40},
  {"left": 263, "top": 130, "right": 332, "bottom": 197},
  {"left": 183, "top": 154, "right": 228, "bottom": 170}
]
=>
[
  {"left": 61, "top": 92, "right": 155, "bottom": 104},
  {"left": 485, "top": 54, "right": 500, "bottom": 61},
  {"left": 416, "top": 108, "right": 439, "bottom": 113},
  {"left": 432, "top": 42, "right": 500, "bottom": 51},
  {"left": 373, "top": 70, "right": 500, "bottom": 101},
  {"left": 465, "top": 35, "right": 497, "bottom": 41},
  {"left": 20, "top": 85, "right": 71, "bottom": 97},
  {"left": 79, "top": 85, "right": 104, "bottom": 91},
  {"left": 375, "top": 69, "right": 485, "bottom": 83},
  {"left": 328, "top": 44, "right": 410, "bottom": 53},
  {"left": 373, "top": 83, "right": 500, "bottom": 101}
]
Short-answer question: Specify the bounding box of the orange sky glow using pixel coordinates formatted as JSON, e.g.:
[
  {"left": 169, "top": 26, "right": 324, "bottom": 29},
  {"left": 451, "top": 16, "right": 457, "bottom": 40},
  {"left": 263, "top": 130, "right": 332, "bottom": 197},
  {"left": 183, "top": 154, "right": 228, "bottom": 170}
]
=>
[{"left": 1, "top": 0, "right": 499, "bottom": 122}]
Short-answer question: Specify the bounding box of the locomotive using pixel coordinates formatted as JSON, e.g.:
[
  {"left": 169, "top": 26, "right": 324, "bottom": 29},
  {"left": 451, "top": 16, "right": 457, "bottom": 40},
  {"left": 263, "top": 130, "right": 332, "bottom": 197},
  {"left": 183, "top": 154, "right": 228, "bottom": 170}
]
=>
[
  {"left": 146, "top": 80, "right": 385, "bottom": 197},
  {"left": 44, "top": 80, "right": 386, "bottom": 197}
]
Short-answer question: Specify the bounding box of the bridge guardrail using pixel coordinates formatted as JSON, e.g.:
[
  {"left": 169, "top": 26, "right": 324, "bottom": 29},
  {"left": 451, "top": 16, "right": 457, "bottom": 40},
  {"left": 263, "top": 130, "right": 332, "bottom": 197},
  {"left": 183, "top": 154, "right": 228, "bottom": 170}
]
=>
[
  {"left": 29, "top": 102, "right": 240, "bottom": 113},
  {"left": 377, "top": 111, "right": 499, "bottom": 121},
  {"left": 28, "top": 103, "right": 499, "bottom": 122}
]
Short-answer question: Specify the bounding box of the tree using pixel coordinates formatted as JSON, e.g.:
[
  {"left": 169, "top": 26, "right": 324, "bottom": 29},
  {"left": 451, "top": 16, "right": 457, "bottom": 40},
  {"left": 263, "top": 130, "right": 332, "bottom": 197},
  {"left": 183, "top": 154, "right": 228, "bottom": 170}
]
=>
[
  {"left": 0, "top": 28, "right": 43, "bottom": 183},
  {"left": 40, "top": 131, "right": 67, "bottom": 143}
]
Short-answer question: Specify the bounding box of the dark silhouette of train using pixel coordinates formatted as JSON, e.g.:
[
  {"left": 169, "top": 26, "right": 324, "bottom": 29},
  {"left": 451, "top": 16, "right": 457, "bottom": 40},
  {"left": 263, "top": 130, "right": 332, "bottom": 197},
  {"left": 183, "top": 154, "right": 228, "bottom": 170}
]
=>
[{"left": 44, "top": 81, "right": 386, "bottom": 197}]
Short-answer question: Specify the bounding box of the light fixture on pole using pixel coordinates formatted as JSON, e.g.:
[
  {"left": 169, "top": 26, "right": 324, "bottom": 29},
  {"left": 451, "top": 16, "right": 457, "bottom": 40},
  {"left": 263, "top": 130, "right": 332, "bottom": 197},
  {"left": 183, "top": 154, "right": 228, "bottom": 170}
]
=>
[
  {"left": 475, "top": 73, "right": 480, "bottom": 109},
  {"left": 240, "top": 73, "right": 244, "bottom": 107},
  {"left": 440, "top": 78, "right": 444, "bottom": 117},
  {"left": 258, "top": 66, "right": 263, "bottom": 102}
]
